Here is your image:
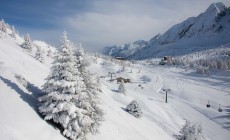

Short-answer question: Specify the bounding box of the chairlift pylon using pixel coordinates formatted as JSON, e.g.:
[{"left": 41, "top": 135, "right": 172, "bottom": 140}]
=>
[{"left": 206, "top": 100, "right": 210, "bottom": 108}]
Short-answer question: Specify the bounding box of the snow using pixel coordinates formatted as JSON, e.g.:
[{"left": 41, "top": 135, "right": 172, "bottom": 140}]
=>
[
  {"left": 86, "top": 58, "right": 230, "bottom": 140},
  {"left": 1, "top": 18, "right": 230, "bottom": 140}
]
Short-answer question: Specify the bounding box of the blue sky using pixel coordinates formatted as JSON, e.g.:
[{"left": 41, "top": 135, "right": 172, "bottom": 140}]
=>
[{"left": 1, "top": 0, "right": 229, "bottom": 51}]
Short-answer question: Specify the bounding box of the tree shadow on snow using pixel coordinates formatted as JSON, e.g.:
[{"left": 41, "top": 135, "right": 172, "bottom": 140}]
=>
[
  {"left": 213, "top": 106, "right": 230, "bottom": 131},
  {"left": 0, "top": 76, "right": 69, "bottom": 137},
  {"left": 121, "top": 107, "right": 128, "bottom": 112},
  {"left": 176, "top": 71, "right": 230, "bottom": 93},
  {"left": 0, "top": 76, "right": 43, "bottom": 118},
  {"left": 147, "top": 98, "right": 164, "bottom": 103},
  {"left": 111, "top": 89, "right": 119, "bottom": 93}
]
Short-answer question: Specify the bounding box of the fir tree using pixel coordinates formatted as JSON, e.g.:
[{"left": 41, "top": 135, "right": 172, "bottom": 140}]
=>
[
  {"left": 126, "top": 100, "right": 142, "bottom": 118},
  {"left": 0, "top": 19, "right": 7, "bottom": 33},
  {"left": 21, "top": 33, "right": 32, "bottom": 52},
  {"left": 35, "top": 46, "right": 45, "bottom": 63},
  {"left": 74, "top": 46, "right": 104, "bottom": 134},
  {"left": 11, "top": 25, "right": 16, "bottom": 39},
  {"left": 47, "top": 49, "right": 52, "bottom": 57},
  {"left": 39, "top": 31, "right": 102, "bottom": 140},
  {"left": 118, "top": 79, "right": 126, "bottom": 95}
]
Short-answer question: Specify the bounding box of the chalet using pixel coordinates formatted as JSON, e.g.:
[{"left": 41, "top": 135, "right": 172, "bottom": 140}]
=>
[
  {"left": 159, "top": 56, "right": 172, "bottom": 65},
  {"left": 116, "top": 77, "right": 130, "bottom": 83}
]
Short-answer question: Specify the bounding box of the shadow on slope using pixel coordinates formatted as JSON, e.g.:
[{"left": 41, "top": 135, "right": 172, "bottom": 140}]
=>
[
  {"left": 0, "top": 76, "right": 64, "bottom": 134},
  {"left": 0, "top": 76, "right": 42, "bottom": 116},
  {"left": 213, "top": 106, "right": 230, "bottom": 130},
  {"left": 176, "top": 71, "right": 230, "bottom": 93}
]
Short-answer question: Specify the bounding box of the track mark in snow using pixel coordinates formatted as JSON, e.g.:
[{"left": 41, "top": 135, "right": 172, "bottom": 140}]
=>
[{"left": 177, "top": 80, "right": 184, "bottom": 100}]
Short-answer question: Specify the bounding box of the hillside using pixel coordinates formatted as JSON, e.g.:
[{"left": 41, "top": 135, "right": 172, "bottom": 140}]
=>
[
  {"left": 103, "top": 2, "right": 230, "bottom": 59},
  {"left": 1, "top": 21, "right": 230, "bottom": 140}
]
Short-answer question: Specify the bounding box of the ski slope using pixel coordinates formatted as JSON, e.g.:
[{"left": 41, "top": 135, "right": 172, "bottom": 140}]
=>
[
  {"left": 0, "top": 31, "right": 230, "bottom": 140},
  {"left": 88, "top": 59, "right": 230, "bottom": 140}
]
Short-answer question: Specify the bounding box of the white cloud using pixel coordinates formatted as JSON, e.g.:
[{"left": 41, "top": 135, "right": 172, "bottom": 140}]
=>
[{"left": 23, "top": 0, "right": 230, "bottom": 52}]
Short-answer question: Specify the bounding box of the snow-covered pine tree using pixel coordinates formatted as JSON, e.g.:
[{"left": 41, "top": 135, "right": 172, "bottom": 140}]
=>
[
  {"left": 175, "top": 121, "right": 205, "bottom": 140},
  {"left": 74, "top": 46, "right": 104, "bottom": 134},
  {"left": 126, "top": 100, "right": 142, "bottom": 118},
  {"left": 0, "top": 19, "right": 7, "bottom": 33},
  {"left": 21, "top": 33, "right": 32, "bottom": 52},
  {"left": 35, "top": 46, "right": 45, "bottom": 63},
  {"left": 47, "top": 49, "right": 52, "bottom": 57},
  {"left": 118, "top": 79, "right": 126, "bottom": 95},
  {"left": 11, "top": 25, "right": 16, "bottom": 39},
  {"left": 39, "top": 31, "right": 102, "bottom": 140},
  {"left": 0, "top": 19, "right": 7, "bottom": 38},
  {"left": 122, "top": 64, "right": 126, "bottom": 72}
]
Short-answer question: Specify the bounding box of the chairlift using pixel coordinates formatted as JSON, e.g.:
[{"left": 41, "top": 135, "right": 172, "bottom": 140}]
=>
[
  {"left": 206, "top": 100, "right": 210, "bottom": 108},
  {"left": 218, "top": 104, "right": 223, "bottom": 112}
]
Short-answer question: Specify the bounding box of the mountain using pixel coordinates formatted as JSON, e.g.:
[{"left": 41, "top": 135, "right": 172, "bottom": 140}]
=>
[
  {"left": 103, "top": 2, "right": 230, "bottom": 59},
  {"left": 102, "top": 40, "right": 147, "bottom": 58}
]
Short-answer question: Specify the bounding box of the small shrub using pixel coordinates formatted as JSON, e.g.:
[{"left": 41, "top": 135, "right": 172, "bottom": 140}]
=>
[
  {"left": 126, "top": 100, "right": 142, "bottom": 118},
  {"left": 15, "top": 74, "right": 28, "bottom": 88},
  {"left": 175, "top": 121, "right": 206, "bottom": 140}
]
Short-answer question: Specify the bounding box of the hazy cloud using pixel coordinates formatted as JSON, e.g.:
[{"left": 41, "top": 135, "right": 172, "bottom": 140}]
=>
[{"left": 1, "top": 0, "right": 229, "bottom": 51}]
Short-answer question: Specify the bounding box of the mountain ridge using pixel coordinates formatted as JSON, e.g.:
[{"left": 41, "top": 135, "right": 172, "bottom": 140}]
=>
[{"left": 103, "top": 2, "right": 230, "bottom": 59}]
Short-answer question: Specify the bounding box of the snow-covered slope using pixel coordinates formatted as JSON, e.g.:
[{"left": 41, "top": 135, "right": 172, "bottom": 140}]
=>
[
  {"left": 0, "top": 25, "right": 65, "bottom": 140},
  {"left": 103, "top": 2, "right": 230, "bottom": 59},
  {"left": 1, "top": 20, "right": 230, "bottom": 140},
  {"left": 33, "top": 40, "right": 56, "bottom": 54}
]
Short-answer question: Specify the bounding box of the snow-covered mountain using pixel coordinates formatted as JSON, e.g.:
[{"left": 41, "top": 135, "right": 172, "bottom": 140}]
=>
[
  {"left": 103, "top": 40, "right": 147, "bottom": 58},
  {"left": 103, "top": 2, "right": 230, "bottom": 59}
]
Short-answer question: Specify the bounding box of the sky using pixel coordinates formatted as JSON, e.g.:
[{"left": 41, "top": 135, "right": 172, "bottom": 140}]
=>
[{"left": 0, "top": 0, "right": 230, "bottom": 52}]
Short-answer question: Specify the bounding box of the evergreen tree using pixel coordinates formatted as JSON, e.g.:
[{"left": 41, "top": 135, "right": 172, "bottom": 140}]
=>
[
  {"left": 35, "top": 46, "right": 45, "bottom": 63},
  {"left": 11, "top": 25, "right": 16, "bottom": 39},
  {"left": 21, "top": 33, "right": 32, "bottom": 52},
  {"left": 0, "top": 19, "right": 7, "bottom": 33},
  {"left": 175, "top": 121, "right": 205, "bottom": 140},
  {"left": 39, "top": 31, "right": 102, "bottom": 140},
  {"left": 74, "top": 46, "right": 104, "bottom": 134},
  {"left": 122, "top": 64, "right": 126, "bottom": 72},
  {"left": 126, "top": 100, "right": 142, "bottom": 118},
  {"left": 47, "top": 49, "right": 52, "bottom": 57},
  {"left": 118, "top": 79, "right": 126, "bottom": 95}
]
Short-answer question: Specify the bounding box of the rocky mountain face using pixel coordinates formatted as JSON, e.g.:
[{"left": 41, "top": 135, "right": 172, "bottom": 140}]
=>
[{"left": 103, "top": 2, "right": 230, "bottom": 59}]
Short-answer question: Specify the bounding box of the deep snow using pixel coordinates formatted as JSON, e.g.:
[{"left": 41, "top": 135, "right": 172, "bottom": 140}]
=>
[{"left": 0, "top": 26, "right": 230, "bottom": 140}]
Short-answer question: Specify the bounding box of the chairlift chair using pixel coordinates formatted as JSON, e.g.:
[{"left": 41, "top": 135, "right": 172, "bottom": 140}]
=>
[
  {"left": 218, "top": 104, "right": 223, "bottom": 112},
  {"left": 206, "top": 100, "right": 210, "bottom": 108}
]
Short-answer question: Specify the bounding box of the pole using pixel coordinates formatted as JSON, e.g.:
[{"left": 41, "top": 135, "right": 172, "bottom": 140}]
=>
[{"left": 165, "top": 91, "right": 168, "bottom": 103}]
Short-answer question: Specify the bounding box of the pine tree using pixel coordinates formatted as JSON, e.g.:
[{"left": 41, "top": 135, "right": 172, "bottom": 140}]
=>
[
  {"left": 0, "top": 19, "right": 7, "bottom": 33},
  {"left": 126, "top": 100, "right": 142, "bottom": 118},
  {"left": 35, "top": 46, "right": 45, "bottom": 63},
  {"left": 39, "top": 31, "right": 102, "bottom": 140},
  {"left": 11, "top": 25, "right": 16, "bottom": 39},
  {"left": 0, "top": 19, "right": 7, "bottom": 37},
  {"left": 74, "top": 46, "right": 104, "bottom": 134},
  {"left": 21, "top": 33, "right": 32, "bottom": 52},
  {"left": 118, "top": 79, "right": 126, "bottom": 95},
  {"left": 47, "top": 49, "right": 52, "bottom": 57},
  {"left": 122, "top": 64, "right": 126, "bottom": 72}
]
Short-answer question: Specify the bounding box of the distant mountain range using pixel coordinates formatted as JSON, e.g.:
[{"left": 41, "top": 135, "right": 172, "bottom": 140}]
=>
[{"left": 103, "top": 2, "right": 230, "bottom": 59}]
